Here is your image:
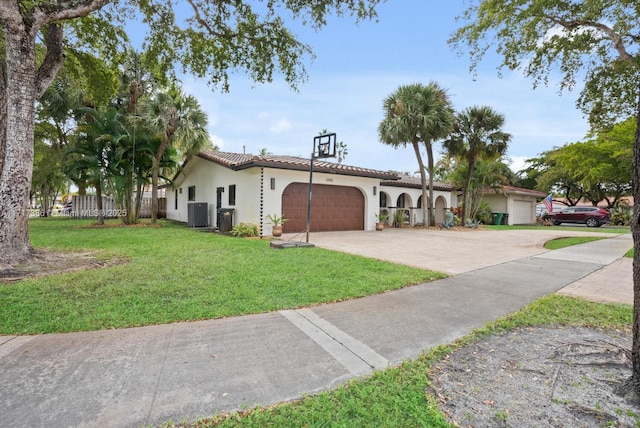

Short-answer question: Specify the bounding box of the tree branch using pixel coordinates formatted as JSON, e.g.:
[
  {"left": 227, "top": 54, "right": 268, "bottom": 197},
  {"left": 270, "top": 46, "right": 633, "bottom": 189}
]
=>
[
  {"left": 543, "top": 13, "right": 634, "bottom": 62},
  {"left": 184, "top": 0, "right": 284, "bottom": 48},
  {"left": 33, "top": 0, "right": 111, "bottom": 28},
  {"left": 35, "top": 23, "right": 64, "bottom": 99},
  {"left": 185, "top": 0, "right": 226, "bottom": 38}
]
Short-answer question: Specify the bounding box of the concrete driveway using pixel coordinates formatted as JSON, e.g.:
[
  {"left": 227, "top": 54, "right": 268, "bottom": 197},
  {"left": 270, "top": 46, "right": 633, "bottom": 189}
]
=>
[{"left": 284, "top": 228, "right": 628, "bottom": 275}]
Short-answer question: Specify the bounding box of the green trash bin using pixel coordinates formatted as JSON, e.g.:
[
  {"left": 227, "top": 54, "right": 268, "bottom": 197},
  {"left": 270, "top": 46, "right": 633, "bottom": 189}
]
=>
[{"left": 491, "top": 212, "right": 503, "bottom": 225}]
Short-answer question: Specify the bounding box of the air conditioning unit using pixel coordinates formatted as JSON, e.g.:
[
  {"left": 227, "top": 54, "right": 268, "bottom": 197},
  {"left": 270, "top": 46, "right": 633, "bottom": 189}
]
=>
[{"left": 187, "top": 202, "right": 208, "bottom": 227}]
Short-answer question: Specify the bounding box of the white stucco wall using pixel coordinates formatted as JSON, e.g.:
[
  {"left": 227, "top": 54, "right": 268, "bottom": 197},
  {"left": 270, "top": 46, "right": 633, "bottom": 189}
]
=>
[
  {"left": 167, "top": 157, "right": 382, "bottom": 234},
  {"left": 167, "top": 157, "right": 261, "bottom": 228},
  {"left": 482, "top": 194, "right": 508, "bottom": 212}
]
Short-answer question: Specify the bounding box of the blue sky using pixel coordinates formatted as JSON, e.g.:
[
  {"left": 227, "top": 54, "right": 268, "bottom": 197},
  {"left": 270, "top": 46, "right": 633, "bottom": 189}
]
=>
[{"left": 176, "top": 0, "right": 590, "bottom": 174}]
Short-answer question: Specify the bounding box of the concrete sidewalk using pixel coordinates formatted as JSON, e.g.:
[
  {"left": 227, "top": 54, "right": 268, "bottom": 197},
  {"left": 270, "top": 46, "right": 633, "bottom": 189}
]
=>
[{"left": 0, "top": 232, "right": 633, "bottom": 427}]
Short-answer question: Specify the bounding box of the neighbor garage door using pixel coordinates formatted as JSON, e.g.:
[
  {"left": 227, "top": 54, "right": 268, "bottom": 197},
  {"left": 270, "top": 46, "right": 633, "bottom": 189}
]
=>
[
  {"left": 282, "top": 183, "right": 364, "bottom": 232},
  {"left": 511, "top": 200, "right": 534, "bottom": 224}
]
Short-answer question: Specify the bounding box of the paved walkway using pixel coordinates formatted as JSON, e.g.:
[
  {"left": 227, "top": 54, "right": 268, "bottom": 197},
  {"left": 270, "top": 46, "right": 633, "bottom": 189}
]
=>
[{"left": 0, "top": 231, "right": 633, "bottom": 427}]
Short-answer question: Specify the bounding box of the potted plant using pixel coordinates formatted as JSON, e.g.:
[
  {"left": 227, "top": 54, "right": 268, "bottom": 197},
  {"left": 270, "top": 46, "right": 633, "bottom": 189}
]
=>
[
  {"left": 266, "top": 213, "right": 288, "bottom": 237},
  {"left": 375, "top": 211, "right": 389, "bottom": 231}
]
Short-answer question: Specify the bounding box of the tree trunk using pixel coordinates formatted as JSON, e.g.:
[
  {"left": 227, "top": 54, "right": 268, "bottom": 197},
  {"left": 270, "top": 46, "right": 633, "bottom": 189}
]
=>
[
  {"left": 462, "top": 162, "right": 474, "bottom": 223},
  {"left": 412, "top": 140, "right": 429, "bottom": 227},
  {"left": 151, "top": 165, "right": 159, "bottom": 224},
  {"left": 135, "top": 179, "right": 143, "bottom": 223},
  {"left": 426, "top": 141, "right": 436, "bottom": 227},
  {"left": 0, "top": 58, "right": 6, "bottom": 178},
  {"left": 626, "top": 79, "right": 640, "bottom": 399},
  {"left": 0, "top": 27, "right": 38, "bottom": 264},
  {"left": 151, "top": 137, "right": 171, "bottom": 224},
  {"left": 0, "top": 3, "right": 104, "bottom": 265},
  {"left": 95, "top": 182, "right": 104, "bottom": 225}
]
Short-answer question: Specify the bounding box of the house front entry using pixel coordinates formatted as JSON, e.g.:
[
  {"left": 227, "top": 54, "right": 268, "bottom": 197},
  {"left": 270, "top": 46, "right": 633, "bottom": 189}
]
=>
[{"left": 282, "top": 183, "right": 364, "bottom": 233}]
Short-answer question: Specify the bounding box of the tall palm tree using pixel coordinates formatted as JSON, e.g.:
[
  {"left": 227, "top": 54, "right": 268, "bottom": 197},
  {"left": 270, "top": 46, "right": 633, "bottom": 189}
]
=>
[
  {"left": 139, "top": 87, "right": 210, "bottom": 223},
  {"left": 443, "top": 106, "right": 511, "bottom": 222},
  {"left": 378, "top": 82, "right": 454, "bottom": 226}
]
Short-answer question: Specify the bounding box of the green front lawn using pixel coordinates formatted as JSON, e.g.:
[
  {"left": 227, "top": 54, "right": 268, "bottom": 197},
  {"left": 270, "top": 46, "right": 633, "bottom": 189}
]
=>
[{"left": 0, "top": 218, "right": 444, "bottom": 334}]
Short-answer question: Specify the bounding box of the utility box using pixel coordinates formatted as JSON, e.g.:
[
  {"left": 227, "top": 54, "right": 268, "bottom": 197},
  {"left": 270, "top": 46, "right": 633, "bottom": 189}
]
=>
[
  {"left": 217, "top": 208, "right": 235, "bottom": 233},
  {"left": 187, "top": 202, "right": 208, "bottom": 227}
]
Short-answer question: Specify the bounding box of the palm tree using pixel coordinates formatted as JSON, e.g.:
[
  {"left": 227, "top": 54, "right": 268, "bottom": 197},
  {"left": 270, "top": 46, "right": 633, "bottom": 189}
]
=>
[
  {"left": 139, "top": 87, "right": 210, "bottom": 223},
  {"left": 443, "top": 106, "right": 511, "bottom": 223},
  {"left": 66, "top": 107, "right": 128, "bottom": 225},
  {"left": 378, "top": 82, "right": 454, "bottom": 226}
]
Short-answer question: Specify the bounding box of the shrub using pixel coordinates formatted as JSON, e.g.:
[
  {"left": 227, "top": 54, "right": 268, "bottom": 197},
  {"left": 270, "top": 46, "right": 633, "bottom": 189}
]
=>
[
  {"left": 610, "top": 201, "right": 631, "bottom": 226},
  {"left": 393, "top": 209, "right": 405, "bottom": 228},
  {"left": 230, "top": 223, "right": 259, "bottom": 237},
  {"left": 475, "top": 201, "right": 492, "bottom": 224}
]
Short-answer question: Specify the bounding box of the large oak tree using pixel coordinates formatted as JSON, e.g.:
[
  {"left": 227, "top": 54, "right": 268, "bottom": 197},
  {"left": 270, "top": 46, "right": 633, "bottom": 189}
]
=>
[
  {"left": 0, "top": 0, "right": 384, "bottom": 266},
  {"left": 450, "top": 0, "right": 640, "bottom": 398}
]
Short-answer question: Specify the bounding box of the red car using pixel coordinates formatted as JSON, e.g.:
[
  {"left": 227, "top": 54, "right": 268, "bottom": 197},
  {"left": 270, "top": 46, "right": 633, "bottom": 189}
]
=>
[{"left": 543, "top": 206, "right": 610, "bottom": 227}]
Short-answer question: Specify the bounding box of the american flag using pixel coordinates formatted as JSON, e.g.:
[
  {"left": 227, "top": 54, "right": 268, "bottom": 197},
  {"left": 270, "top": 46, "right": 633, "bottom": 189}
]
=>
[{"left": 543, "top": 195, "right": 553, "bottom": 212}]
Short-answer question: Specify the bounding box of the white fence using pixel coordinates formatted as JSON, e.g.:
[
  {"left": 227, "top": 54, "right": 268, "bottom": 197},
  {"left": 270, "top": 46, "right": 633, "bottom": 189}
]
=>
[{"left": 70, "top": 195, "right": 155, "bottom": 218}]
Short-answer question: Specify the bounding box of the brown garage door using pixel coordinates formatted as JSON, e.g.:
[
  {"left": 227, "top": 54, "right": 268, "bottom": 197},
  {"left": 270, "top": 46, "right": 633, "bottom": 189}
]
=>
[{"left": 282, "top": 183, "right": 364, "bottom": 233}]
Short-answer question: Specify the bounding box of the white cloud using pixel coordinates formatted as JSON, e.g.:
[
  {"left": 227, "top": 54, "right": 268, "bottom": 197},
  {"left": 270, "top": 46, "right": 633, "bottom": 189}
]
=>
[
  {"left": 507, "top": 156, "right": 530, "bottom": 174},
  {"left": 269, "top": 119, "right": 293, "bottom": 134}
]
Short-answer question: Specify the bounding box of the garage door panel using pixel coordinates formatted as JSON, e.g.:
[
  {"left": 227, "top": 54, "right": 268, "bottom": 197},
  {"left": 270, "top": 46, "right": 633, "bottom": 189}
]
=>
[
  {"left": 282, "top": 183, "right": 364, "bottom": 233},
  {"left": 512, "top": 200, "right": 534, "bottom": 224}
]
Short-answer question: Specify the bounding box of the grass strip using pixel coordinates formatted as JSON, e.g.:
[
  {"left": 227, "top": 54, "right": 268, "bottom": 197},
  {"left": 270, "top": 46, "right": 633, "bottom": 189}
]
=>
[
  {"left": 485, "top": 224, "right": 631, "bottom": 234},
  {"left": 543, "top": 236, "right": 605, "bottom": 250}
]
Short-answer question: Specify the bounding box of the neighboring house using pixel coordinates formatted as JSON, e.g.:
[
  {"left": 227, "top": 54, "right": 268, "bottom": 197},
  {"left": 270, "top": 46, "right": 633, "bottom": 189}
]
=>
[
  {"left": 167, "top": 151, "right": 404, "bottom": 235},
  {"left": 481, "top": 186, "right": 547, "bottom": 225},
  {"left": 379, "top": 175, "right": 458, "bottom": 226}
]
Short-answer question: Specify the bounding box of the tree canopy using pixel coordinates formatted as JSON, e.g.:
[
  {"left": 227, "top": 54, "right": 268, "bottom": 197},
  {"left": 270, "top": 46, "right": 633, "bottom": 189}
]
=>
[
  {"left": 450, "top": 0, "right": 640, "bottom": 397},
  {"left": 523, "top": 117, "right": 634, "bottom": 207},
  {"left": 0, "top": 0, "right": 385, "bottom": 265},
  {"left": 449, "top": 0, "right": 640, "bottom": 128}
]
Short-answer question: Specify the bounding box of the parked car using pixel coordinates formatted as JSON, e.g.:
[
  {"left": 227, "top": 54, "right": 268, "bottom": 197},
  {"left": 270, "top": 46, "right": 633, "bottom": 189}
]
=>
[{"left": 543, "top": 206, "right": 610, "bottom": 227}]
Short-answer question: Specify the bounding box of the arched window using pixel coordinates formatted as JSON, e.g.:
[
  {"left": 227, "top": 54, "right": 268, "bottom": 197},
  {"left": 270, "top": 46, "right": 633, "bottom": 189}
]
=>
[
  {"left": 396, "top": 194, "right": 405, "bottom": 208},
  {"left": 379, "top": 192, "right": 387, "bottom": 208}
]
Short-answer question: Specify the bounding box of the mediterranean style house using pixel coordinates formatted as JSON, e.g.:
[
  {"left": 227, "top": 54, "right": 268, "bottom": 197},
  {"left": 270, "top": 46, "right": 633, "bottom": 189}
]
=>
[{"left": 166, "top": 151, "right": 459, "bottom": 235}]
